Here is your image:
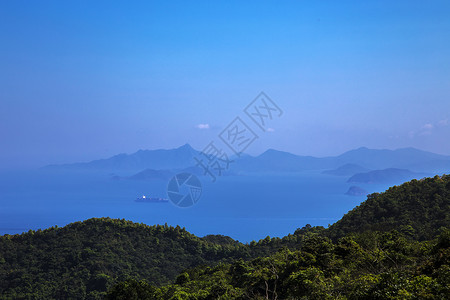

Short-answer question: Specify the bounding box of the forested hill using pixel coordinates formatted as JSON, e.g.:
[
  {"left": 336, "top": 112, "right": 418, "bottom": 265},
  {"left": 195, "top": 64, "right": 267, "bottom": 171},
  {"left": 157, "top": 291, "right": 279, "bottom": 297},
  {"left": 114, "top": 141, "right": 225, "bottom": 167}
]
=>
[
  {"left": 105, "top": 176, "right": 450, "bottom": 299},
  {"left": 328, "top": 175, "right": 450, "bottom": 240},
  {"left": 0, "top": 217, "right": 320, "bottom": 299},
  {"left": 107, "top": 229, "right": 450, "bottom": 299},
  {"left": 0, "top": 175, "right": 449, "bottom": 299},
  {"left": 0, "top": 218, "right": 250, "bottom": 299}
]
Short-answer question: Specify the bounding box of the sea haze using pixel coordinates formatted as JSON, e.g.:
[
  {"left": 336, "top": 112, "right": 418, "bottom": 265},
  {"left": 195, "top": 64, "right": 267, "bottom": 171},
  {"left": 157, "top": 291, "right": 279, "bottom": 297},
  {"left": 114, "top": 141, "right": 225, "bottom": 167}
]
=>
[
  {"left": 2, "top": 144, "right": 446, "bottom": 242},
  {"left": 0, "top": 170, "right": 368, "bottom": 242}
]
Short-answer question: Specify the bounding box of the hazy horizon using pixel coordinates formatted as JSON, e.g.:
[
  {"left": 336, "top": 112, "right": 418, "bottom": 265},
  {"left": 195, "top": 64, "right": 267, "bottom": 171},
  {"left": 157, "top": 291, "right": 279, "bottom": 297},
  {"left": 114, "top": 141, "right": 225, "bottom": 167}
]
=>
[
  {"left": 40, "top": 143, "right": 450, "bottom": 169},
  {"left": 4, "top": 137, "right": 450, "bottom": 171},
  {"left": 2, "top": 1, "right": 450, "bottom": 169}
]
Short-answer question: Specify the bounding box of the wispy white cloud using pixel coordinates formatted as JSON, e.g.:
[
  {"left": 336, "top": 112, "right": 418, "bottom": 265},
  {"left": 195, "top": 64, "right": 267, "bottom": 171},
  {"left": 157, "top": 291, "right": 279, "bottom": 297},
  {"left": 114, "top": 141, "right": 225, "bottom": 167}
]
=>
[
  {"left": 438, "top": 119, "right": 449, "bottom": 126},
  {"left": 422, "top": 123, "right": 434, "bottom": 130},
  {"left": 267, "top": 127, "right": 275, "bottom": 132},
  {"left": 195, "top": 123, "right": 210, "bottom": 129},
  {"left": 409, "top": 122, "right": 434, "bottom": 138},
  {"left": 417, "top": 123, "right": 434, "bottom": 136}
]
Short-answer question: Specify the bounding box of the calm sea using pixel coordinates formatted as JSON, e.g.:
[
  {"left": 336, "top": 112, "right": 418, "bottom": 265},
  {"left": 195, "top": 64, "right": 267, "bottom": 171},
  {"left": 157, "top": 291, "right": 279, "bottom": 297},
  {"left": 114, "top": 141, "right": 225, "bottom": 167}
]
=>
[{"left": 0, "top": 169, "right": 398, "bottom": 242}]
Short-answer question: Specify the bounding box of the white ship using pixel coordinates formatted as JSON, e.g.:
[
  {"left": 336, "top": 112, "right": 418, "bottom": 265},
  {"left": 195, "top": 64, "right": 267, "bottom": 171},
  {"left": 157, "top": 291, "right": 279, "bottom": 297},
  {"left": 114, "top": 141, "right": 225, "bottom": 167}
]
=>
[{"left": 135, "top": 195, "right": 169, "bottom": 203}]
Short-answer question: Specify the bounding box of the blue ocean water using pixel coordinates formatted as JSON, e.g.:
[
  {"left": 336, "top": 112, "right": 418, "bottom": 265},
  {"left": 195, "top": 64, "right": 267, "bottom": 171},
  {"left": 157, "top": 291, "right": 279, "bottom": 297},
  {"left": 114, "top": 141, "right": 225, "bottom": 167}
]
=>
[{"left": 0, "top": 170, "right": 395, "bottom": 242}]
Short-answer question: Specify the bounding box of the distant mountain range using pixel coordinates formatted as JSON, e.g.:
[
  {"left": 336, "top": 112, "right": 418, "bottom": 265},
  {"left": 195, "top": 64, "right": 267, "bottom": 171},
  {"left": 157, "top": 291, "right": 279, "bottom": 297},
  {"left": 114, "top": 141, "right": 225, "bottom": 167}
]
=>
[
  {"left": 44, "top": 144, "right": 199, "bottom": 172},
  {"left": 347, "top": 168, "right": 426, "bottom": 184},
  {"left": 322, "top": 163, "right": 370, "bottom": 176},
  {"left": 43, "top": 144, "right": 450, "bottom": 177}
]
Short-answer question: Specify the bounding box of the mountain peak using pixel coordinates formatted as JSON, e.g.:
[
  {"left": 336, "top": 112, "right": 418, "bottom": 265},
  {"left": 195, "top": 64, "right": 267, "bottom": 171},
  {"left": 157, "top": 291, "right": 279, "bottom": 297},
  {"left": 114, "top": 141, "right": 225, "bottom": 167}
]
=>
[
  {"left": 356, "top": 146, "right": 369, "bottom": 151},
  {"left": 259, "top": 148, "right": 297, "bottom": 158},
  {"left": 176, "top": 143, "right": 195, "bottom": 151}
]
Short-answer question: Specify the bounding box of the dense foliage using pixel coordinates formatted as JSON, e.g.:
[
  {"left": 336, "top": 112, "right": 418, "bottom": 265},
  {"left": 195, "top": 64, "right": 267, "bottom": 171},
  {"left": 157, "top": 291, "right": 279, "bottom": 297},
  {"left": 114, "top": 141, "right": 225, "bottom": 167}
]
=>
[
  {"left": 0, "top": 175, "right": 449, "bottom": 299},
  {"left": 0, "top": 218, "right": 252, "bottom": 299},
  {"left": 107, "top": 229, "right": 450, "bottom": 299},
  {"left": 329, "top": 175, "right": 450, "bottom": 240},
  {"left": 0, "top": 220, "right": 331, "bottom": 299}
]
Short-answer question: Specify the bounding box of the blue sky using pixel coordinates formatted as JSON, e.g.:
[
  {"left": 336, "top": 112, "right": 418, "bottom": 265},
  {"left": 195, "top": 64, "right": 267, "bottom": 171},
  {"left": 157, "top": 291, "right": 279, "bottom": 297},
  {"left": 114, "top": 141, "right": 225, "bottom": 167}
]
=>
[{"left": 1, "top": 1, "right": 450, "bottom": 168}]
